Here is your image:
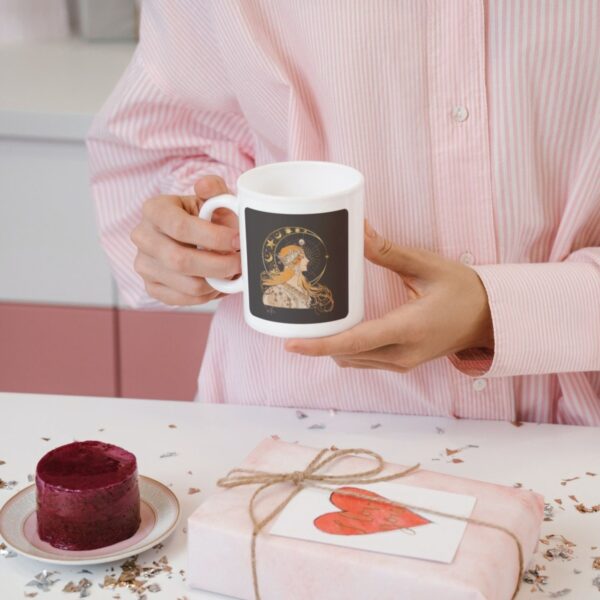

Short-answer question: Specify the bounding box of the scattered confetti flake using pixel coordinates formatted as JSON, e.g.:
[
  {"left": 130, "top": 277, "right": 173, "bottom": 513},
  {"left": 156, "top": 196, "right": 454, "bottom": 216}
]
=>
[
  {"left": 586, "top": 472, "right": 597, "bottom": 477},
  {"left": 593, "top": 576, "right": 600, "bottom": 592},
  {"left": 522, "top": 564, "right": 548, "bottom": 592},
  {"left": 548, "top": 589, "right": 571, "bottom": 598},
  {"left": 78, "top": 570, "right": 92, "bottom": 574},
  {"left": 27, "top": 474, "right": 34, "bottom": 482},
  {"left": 182, "top": 527, "right": 187, "bottom": 534},
  {"left": 0, "top": 460, "right": 5, "bottom": 465},
  {"left": 560, "top": 477, "right": 580, "bottom": 486},
  {"left": 62, "top": 578, "right": 92, "bottom": 596},
  {"left": 24, "top": 593, "right": 38, "bottom": 598},
  {"left": 41, "top": 437, "right": 50, "bottom": 441},
  {"left": 159, "top": 452, "right": 177, "bottom": 459},
  {"left": 446, "top": 448, "right": 460, "bottom": 456},
  {"left": 555, "top": 498, "right": 563, "bottom": 505},
  {"left": 575, "top": 503, "right": 600, "bottom": 513},
  {"left": 514, "top": 482, "right": 523, "bottom": 489},
  {"left": 544, "top": 503, "right": 555, "bottom": 521},
  {"left": 593, "top": 557, "right": 600, "bottom": 570},
  {"left": 152, "top": 544, "right": 164, "bottom": 551},
  {"left": 0, "top": 542, "right": 17, "bottom": 558},
  {"left": 0, "top": 479, "right": 18, "bottom": 490},
  {"left": 168, "top": 424, "right": 177, "bottom": 429},
  {"left": 573, "top": 569, "right": 581, "bottom": 574},
  {"left": 435, "top": 427, "right": 445, "bottom": 434},
  {"left": 451, "top": 458, "right": 464, "bottom": 464},
  {"left": 308, "top": 423, "right": 326, "bottom": 430},
  {"left": 187, "top": 470, "right": 193, "bottom": 475},
  {"left": 295, "top": 410, "right": 308, "bottom": 419},
  {"left": 100, "top": 554, "right": 174, "bottom": 594},
  {"left": 188, "top": 487, "right": 201, "bottom": 495},
  {"left": 26, "top": 570, "right": 60, "bottom": 592},
  {"left": 511, "top": 420, "right": 524, "bottom": 427},
  {"left": 541, "top": 534, "right": 576, "bottom": 562},
  {"left": 568, "top": 495, "right": 579, "bottom": 503},
  {"left": 370, "top": 423, "right": 381, "bottom": 429},
  {"left": 98, "top": 428, "right": 105, "bottom": 432}
]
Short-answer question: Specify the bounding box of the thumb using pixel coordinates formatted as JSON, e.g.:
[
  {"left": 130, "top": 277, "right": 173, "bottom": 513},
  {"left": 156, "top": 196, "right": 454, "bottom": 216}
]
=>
[{"left": 364, "top": 220, "right": 438, "bottom": 278}]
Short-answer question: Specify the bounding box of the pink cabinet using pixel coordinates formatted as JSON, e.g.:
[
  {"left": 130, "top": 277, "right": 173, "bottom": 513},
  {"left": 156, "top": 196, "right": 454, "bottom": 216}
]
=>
[
  {"left": 0, "top": 303, "right": 213, "bottom": 400},
  {"left": 118, "top": 309, "right": 212, "bottom": 401},
  {"left": 0, "top": 302, "right": 117, "bottom": 396}
]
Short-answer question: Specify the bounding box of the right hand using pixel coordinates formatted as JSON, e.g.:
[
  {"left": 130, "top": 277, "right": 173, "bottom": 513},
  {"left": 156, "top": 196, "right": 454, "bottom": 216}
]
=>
[{"left": 131, "top": 175, "right": 241, "bottom": 306}]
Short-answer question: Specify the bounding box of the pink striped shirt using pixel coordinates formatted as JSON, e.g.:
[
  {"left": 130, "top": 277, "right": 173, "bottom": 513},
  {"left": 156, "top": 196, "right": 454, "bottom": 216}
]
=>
[{"left": 87, "top": 1, "right": 600, "bottom": 424}]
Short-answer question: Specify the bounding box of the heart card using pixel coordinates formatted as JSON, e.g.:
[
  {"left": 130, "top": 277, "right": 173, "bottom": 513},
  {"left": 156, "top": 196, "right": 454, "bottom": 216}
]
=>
[{"left": 269, "top": 482, "right": 476, "bottom": 563}]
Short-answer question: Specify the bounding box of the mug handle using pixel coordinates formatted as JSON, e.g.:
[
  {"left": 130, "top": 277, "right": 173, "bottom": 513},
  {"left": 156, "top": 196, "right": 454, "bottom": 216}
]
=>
[{"left": 198, "top": 194, "right": 244, "bottom": 294}]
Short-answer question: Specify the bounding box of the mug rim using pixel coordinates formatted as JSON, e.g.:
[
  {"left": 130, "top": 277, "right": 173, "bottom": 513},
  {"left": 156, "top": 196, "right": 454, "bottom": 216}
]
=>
[{"left": 237, "top": 160, "right": 364, "bottom": 202}]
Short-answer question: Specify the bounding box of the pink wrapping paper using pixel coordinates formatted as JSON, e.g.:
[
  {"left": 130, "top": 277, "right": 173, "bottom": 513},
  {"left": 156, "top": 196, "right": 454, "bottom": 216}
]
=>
[{"left": 188, "top": 438, "right": 544, "bottom": 600}]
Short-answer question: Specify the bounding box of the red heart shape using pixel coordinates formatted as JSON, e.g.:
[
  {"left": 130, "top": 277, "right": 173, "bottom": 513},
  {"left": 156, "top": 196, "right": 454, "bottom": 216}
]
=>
[{"left": 314, "top": 486, "right": 430, "bottom": 535}]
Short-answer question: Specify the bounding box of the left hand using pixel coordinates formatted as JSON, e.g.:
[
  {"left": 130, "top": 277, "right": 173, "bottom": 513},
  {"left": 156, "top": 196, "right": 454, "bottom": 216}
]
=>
[{"left": 284, "top": 222, "right": 494, "bottom": 373}]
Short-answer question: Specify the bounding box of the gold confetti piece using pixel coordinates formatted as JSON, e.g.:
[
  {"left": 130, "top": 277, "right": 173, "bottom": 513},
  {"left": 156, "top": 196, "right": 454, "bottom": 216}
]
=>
[
  {"left": 555, "top": 498, "right": 563, "bottom": 505},
  {"left": 568, "top": 495, "right": 579, "bottom": 502},
  {"left": 511, "top": 420, "right": 524, "bottom": 427},
  {"left": 445, "top": 448, "right": 460, "bottom": 456},
  {"left": 41, "top": 437, "right": 50, "bottom": 441},
  {"left": 575, "top": 503, "right": 600, "bottom": 513},
  {"left": 160, "top": 452, "right": 177, "bottom": 459},
  {"left": 187, "top": 470, "right": 193, "bottom": 475},
  {"left": 592, "top": 557, "right": 600, "bottom": 570},
  {"left": 0, "top": 479, "right": 18, "bottom": 490},
  {"left": 168, "top": 424, "right": 177, "bottom": 429},
  {"left": 586, "top": 472, "right": 597, "bottom": 476},
  {"left": 514, "top": 483, "right": 523, "bottom": 488},
  {"left": 451, "top": 458, "right": 464, "bottom": 464},
  {"left": 24, "top": 593, "right": 38, "bottom": 598},
  {"left": 188, "top": 487, "right": 201, "bottom": 495},
  {"left": 0, "top": 460, "right": 5, "bottom": 466}
]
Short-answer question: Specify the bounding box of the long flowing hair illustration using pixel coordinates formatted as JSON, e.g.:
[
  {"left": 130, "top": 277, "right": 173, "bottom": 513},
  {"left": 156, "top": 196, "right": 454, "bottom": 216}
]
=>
[{"left": 260, "top": 227, "right": 334, "bottom": 313}]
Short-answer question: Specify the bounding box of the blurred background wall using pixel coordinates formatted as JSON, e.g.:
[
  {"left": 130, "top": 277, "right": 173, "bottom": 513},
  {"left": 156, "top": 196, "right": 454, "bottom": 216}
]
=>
[{"left": 0, "top": 0, "right": 215, "bottom": 401}]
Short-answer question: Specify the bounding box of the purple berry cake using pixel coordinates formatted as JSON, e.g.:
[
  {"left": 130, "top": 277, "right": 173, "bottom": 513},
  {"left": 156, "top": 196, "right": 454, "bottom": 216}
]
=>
[{"left": 36, "top": 441, "right": 141, "bottom": 550}]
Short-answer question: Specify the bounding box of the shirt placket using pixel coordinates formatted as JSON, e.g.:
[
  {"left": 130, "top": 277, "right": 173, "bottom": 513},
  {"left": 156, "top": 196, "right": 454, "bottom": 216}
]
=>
[{"left": 427, "top": 0, "right": 515, "bottom": 421}]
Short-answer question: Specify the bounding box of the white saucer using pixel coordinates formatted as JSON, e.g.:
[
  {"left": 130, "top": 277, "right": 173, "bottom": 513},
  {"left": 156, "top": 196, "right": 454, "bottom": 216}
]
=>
[{"left": 0, "top": 476, "right": 180, "bottom": 565}]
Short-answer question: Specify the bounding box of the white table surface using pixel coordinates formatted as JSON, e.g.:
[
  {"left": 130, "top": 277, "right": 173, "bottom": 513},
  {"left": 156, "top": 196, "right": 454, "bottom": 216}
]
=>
[{"left": 1, "top": 392, "right": 599, "bottom": 599}]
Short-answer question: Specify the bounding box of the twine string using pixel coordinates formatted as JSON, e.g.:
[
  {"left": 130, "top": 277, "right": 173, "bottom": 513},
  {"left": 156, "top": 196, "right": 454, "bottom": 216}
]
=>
[{"left": 217, "top": 447, "right": 523, "bottom": 600}]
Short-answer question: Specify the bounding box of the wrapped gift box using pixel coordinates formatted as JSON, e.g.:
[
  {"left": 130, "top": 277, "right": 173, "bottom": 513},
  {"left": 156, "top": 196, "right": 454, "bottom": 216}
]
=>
[{"left": 188, "top": 438, "right": 543, "bottom": 600}]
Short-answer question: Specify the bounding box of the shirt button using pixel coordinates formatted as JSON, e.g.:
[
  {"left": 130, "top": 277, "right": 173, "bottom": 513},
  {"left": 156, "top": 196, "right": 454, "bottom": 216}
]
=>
[
  {"left": 473, "top": 378, "right": 487, "bottom": 392},
  {"left": 460, "top": 252, "right": 475, "bottom": 266},
  {"left": 452, "top": 105, "right": 469, "bottom": 123}
]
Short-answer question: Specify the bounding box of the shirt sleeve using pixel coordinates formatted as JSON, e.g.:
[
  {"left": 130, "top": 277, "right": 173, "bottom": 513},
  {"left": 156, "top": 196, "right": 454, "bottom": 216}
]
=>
[
  {"left": 86, "top": 0, "right": 254, "bottom": 309},
  {"left": 450, "top": 247, "right": 600, "bottom": 377}
]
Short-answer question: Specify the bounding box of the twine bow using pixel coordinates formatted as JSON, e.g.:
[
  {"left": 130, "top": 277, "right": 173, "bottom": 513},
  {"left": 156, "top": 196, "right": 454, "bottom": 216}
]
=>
[{"left": 217, "top": 447, "right": 523, "bottom": 600}]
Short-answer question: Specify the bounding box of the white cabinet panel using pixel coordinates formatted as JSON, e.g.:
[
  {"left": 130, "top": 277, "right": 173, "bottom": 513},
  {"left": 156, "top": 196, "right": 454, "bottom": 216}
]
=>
[{"left": 0, "top": 137, "right": 114, "bottom": 305}]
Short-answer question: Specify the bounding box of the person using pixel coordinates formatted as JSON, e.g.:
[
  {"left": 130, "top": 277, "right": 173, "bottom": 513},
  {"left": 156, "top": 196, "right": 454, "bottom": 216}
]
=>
[
  {"left": 87, "top": 1, "right": 600, "bottom": 424},
  {"left": 261, "top": 244, "right": 334, "bottom": 312}
]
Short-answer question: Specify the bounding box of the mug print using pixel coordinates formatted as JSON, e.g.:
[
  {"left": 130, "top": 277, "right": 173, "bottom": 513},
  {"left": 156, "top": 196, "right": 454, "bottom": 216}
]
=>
[
  {"left": 260, "top": 227, "right": 334, "bottom": 314},
  {"left": 245, "top": 208, "right": 349, "bottom": 324}
]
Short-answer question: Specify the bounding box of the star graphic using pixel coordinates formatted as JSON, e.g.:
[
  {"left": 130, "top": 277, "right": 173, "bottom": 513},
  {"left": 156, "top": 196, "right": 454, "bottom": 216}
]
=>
[
  {"left": 285, "top": 228, "right": 292, "bottom": 234},
  {"left": 266, "top": 239, "right": 275, "bottom": 249}
]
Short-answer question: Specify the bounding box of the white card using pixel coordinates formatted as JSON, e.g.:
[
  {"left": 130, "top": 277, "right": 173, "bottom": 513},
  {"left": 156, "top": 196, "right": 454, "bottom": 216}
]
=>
[{"left": 269, "top": 482, "right": 476, "bottom": 563}]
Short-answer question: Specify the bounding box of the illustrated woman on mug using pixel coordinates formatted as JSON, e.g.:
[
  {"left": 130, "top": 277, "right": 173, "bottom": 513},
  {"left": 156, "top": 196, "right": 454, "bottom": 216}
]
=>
[
  {"left": 261, "top": 242, "right": 334, "bottom": 313},
  {"left": 88, "top": 2, "right": 600, "bottom": 425}
]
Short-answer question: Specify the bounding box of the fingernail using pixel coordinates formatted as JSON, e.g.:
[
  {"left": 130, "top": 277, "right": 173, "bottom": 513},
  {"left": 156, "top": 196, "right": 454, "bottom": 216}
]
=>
[
  {"left": 365, "top": 220, "right": 377, "bottom": 239},
  {"left": 232, "top": 234, "right": 240, "bottom": 250}
]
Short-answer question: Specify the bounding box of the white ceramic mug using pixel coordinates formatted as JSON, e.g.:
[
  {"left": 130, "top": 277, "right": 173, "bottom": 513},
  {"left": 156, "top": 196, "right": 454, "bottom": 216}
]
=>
[{"left": 199, "top": 161, "right": 364, "bottom": 338}]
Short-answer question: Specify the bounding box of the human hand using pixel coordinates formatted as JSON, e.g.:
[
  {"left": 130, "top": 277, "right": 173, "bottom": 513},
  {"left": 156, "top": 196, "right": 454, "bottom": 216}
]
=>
[
  {"left": 131, "top": 175, "right": 241, "bottom": 305},
  {"left": 285, "top": 222, "right": 493, "bottom": 372}
]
